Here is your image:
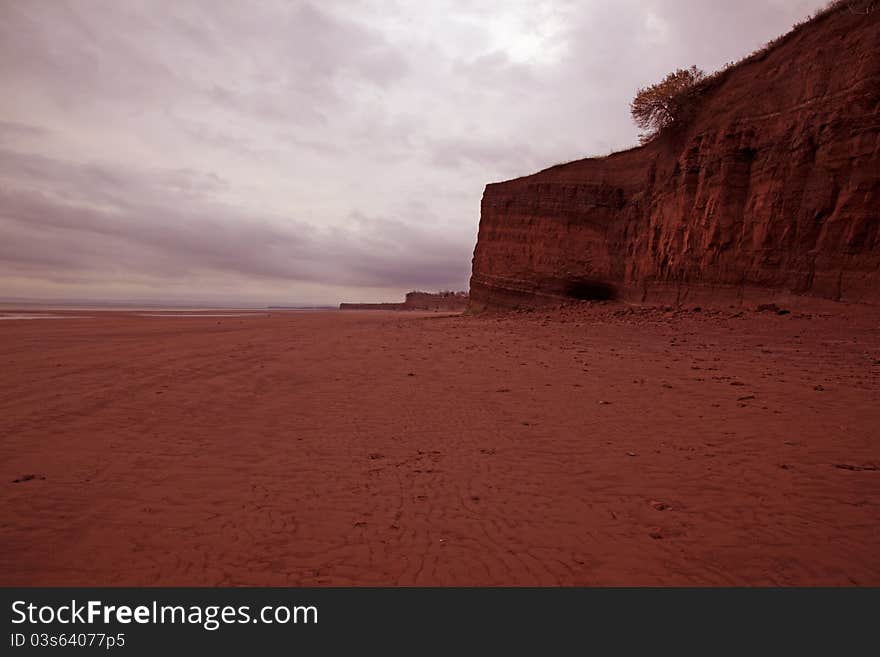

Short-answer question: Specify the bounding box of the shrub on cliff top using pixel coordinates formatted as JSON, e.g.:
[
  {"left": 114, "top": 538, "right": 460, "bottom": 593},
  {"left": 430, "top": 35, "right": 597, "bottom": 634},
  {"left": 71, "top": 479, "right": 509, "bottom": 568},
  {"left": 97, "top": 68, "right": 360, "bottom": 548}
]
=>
[{"left": 630, "top": 66, "right": 706, "bottom": 144}]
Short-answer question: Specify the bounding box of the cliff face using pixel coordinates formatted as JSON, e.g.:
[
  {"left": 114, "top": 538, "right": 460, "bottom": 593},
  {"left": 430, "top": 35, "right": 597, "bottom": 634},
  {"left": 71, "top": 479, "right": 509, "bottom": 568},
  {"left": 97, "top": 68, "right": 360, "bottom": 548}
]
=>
[{"left": 470, "top": 6, "right": 880, "bottom": 311}]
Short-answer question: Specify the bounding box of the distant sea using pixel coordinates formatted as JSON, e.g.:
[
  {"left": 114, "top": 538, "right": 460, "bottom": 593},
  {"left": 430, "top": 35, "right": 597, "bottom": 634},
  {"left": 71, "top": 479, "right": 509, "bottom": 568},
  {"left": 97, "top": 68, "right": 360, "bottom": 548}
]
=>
[{"left": 0, "top": 300, "right": 337, "bottom": 312}]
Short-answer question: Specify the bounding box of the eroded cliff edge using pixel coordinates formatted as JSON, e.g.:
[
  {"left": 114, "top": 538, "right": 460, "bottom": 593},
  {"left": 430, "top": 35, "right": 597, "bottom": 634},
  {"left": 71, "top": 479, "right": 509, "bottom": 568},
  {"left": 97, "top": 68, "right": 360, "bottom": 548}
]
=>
[{"left": 470, "top": 6, "right": 880, "bottom": 311}]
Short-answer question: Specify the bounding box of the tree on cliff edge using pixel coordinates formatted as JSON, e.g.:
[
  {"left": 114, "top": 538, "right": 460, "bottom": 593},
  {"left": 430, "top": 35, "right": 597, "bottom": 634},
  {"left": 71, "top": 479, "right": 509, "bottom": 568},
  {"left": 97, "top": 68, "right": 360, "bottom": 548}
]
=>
[{"left": 630, "top": 66, "right": 706, "bottom": 143}]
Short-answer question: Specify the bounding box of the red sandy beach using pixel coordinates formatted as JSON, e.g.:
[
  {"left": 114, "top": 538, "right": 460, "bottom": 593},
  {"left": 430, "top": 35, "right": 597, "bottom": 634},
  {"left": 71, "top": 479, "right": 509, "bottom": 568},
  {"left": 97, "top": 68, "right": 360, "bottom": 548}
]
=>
[{"left": 1, "top": 305, "right": 878, "bottom": 585}]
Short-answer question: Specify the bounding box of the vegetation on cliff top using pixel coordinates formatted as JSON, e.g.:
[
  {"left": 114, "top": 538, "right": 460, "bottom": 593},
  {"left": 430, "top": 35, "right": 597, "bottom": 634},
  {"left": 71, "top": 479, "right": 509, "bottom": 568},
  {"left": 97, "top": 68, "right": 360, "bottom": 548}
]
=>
[{"left": 630, "top": 66, "right": 706, "bottom": 144}]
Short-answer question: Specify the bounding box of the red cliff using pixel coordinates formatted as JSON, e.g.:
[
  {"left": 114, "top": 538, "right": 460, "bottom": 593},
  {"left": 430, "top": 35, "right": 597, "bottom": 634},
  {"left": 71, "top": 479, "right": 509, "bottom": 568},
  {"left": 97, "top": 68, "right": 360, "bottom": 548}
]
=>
[{"left": 470, "top": 5, "right": 880, "bottom": 311}]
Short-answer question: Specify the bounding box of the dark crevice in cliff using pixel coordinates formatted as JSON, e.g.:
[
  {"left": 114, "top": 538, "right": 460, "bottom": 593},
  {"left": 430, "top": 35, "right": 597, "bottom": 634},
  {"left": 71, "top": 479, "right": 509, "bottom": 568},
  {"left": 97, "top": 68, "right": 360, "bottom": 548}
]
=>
[{"left": 562, "top": 278, "right": 617, "bottom": 301}]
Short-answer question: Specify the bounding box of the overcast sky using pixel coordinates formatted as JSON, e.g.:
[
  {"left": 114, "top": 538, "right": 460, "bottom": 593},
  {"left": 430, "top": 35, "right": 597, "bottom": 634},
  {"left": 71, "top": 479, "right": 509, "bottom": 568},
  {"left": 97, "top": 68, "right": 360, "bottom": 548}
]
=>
[{"left": 0, "top": 0, "right": 826, "bottom": 306}]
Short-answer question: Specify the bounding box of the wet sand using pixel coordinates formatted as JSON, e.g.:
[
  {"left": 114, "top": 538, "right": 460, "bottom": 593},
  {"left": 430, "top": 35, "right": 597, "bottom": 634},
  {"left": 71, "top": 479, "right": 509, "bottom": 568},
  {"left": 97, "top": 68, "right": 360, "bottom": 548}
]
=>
[{"left": 1, "top": 305, "right": 878, "bottom": 585}]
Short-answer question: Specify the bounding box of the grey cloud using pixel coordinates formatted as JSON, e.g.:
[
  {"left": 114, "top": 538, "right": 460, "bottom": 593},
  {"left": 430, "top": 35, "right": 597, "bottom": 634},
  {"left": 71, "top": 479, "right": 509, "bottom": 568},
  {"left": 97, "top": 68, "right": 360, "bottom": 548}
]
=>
[
  {"left": 0, "top": 120, "right": 49, "bottom": 143},
  {"left": 0, "top": 148, "right": 468, "bottom": 290},
  {"left": 428, "top": 136, "right": 541, "bottom": 176}
]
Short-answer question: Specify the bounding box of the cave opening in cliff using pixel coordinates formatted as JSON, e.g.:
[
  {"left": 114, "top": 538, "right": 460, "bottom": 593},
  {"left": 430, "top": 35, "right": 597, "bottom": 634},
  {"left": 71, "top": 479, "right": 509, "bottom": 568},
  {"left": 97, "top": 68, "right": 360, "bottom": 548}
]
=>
[{"left": 563, "top": 279, "right": 617, "bottom": 301}]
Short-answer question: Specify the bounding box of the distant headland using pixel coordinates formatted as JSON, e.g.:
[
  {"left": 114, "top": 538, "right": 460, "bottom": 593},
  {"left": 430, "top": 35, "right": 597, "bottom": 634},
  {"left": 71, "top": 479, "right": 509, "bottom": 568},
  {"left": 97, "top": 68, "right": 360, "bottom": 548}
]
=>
[{"left": 340, "top": 290, "right": 468, "bottom": 311}]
